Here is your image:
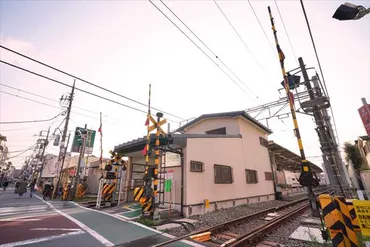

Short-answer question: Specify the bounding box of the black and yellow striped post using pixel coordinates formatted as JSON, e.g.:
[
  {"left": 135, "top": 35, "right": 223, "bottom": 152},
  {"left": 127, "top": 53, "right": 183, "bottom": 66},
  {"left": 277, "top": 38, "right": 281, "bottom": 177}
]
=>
[
  {"left": 334, "top": 196, "right": 359, "bottom": 246},
  {"left": 268, "top": 6, "right": 319, "bottom": 216},
  {"left": 345, "top": 201, "right": 360, "bottom": 232},
  {"left": 319, "top": 194, "right": 346, "bottom": 246}
]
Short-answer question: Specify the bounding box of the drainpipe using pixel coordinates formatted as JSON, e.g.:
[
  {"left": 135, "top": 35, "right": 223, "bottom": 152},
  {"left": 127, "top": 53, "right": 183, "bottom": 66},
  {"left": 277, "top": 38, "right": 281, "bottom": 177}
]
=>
[{"left": 180, "top": 151, "right": 184, "bottom": 217}]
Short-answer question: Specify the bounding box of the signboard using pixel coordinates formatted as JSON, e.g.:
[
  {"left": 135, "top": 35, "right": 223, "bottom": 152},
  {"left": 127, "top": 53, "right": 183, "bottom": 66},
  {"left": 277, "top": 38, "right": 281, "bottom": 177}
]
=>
[
  {"left": 165, "top": 153, "right": 180, "bottom": 167},
  {"left": 71, "top": 127, "right": 96, "bottom": 154},
  {"left": 353, "top": 200, "right": 370, "bottom": 236}
]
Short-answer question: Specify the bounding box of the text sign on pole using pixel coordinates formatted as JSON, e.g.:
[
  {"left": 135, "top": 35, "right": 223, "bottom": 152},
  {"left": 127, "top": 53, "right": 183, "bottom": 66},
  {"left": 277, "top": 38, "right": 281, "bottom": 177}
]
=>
[
  {"left": 71, "top": 127, "right": 96, "bottom": 154},
  {"left": 353, "top": 199, "right": 370, "bottom": 236}
]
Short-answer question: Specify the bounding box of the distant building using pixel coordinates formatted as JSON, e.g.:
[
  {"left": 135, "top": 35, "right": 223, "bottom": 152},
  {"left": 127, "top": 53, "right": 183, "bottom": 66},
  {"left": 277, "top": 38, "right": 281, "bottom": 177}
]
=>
[{"left": 358, "top": 97, "right": 370, "bottom": 136}]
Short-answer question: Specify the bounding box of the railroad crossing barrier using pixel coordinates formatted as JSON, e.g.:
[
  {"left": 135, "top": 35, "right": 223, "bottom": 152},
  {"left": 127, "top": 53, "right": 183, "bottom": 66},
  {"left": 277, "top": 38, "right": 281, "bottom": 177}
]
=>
[
  {"left": 318, "top": 194, "right": 361, "bottom": 247},
  {"left": 76, "top": 183, "right": 87, "bottom": 199},
  {"left": 102, "top": 183, "right": 115, "bottom": 202},
  {"left": 62, "top": 184, "right": 70, "bottom": 200}
]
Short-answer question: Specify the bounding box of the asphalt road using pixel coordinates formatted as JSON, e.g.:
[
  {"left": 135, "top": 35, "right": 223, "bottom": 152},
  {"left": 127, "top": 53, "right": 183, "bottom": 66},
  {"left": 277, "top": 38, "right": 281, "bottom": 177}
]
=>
[{"left": 0, "top": 188, "right": 203, "bottom": 247}]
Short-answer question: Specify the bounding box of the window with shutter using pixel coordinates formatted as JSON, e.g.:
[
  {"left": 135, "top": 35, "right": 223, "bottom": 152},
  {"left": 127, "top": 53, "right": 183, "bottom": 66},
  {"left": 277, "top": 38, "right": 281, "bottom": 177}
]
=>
[
  {"left": 214, "top": 164, "right": 233, "bottom": 184},
  {"left": 190, "top": 161, "right": 204, "bottom": 172},
  {"left": 245, "top": 169, "right": 258, "bottom": 184}
]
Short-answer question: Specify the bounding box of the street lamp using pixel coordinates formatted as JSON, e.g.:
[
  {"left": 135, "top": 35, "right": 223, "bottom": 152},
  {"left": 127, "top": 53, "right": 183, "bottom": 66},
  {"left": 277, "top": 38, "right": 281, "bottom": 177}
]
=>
[{"left": 333, "top": 2, "right": 370, "bottom": 21}]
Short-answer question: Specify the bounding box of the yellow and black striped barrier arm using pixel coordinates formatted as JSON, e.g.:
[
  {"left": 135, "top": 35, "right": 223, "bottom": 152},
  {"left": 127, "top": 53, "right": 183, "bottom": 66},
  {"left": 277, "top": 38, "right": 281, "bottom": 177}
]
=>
[
  {"left": 268, "top": 6, "right": 313, "bottom": 186},
  {"left": 134, "top": 187, "right": 144, "bottom": 202},
  {"left": 102, "top": 183, "right": 115, "bottom": 202}
]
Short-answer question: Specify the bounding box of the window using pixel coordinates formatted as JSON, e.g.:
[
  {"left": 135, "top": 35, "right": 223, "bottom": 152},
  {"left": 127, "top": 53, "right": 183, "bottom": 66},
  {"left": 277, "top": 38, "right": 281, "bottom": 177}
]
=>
[
  {"left": 214, "top": 164, "right": 233, "bottom": 184},
  {"left": 265, "top": 172, "right": 273, "bottom": 181},
  {"left": 259, "top": 137, "right": 268, "bottom": 148},
  {"left": 246, "top": 169, "right": 258, "bottom": 184},
  {"left": 206, "top": 127, "right": 226, "bottom": 135},
  {"left": 190, "top": 160, "right": 204, "bottom": 172}
]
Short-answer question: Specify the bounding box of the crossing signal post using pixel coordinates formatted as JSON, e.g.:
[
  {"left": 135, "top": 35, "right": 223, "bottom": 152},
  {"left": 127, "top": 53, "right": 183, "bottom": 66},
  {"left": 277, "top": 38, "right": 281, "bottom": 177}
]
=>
[
  {"left": 268, "top": 6, "right": 320, "bottom": 217},
  {"left": 135, "top": 85, "right": 167, "bottom": 220}
]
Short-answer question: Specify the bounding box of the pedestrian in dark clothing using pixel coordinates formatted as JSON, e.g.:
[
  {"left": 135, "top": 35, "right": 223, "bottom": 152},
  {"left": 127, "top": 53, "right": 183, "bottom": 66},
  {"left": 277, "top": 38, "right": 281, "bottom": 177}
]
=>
[{"left": 29, "top": 179, "right": 37, "bottom": 197}]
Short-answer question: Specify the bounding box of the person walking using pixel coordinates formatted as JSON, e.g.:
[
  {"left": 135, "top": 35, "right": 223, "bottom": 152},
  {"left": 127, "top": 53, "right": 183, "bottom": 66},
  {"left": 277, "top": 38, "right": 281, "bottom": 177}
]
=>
[
  {"left": 29, "top": 178, "right": 37, "bottom": 197},
  {"left": 2, "top": 176, "right": 9, "bottom": 191},
  {"left": 16, "top": 178, "right": 28, "bottom": 197}
]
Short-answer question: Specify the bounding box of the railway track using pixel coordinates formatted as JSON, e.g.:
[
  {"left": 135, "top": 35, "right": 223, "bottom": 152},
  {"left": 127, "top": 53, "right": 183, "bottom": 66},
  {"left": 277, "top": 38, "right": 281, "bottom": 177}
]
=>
[{"left": 153, "top": 188, "right": 333, "bottom": 247}]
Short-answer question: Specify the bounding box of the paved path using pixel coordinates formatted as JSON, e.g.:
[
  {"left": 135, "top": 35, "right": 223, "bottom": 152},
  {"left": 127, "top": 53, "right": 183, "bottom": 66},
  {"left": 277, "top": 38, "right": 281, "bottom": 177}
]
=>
[{"left": 0, "top": 189, "right": 204, "bottom": 247}]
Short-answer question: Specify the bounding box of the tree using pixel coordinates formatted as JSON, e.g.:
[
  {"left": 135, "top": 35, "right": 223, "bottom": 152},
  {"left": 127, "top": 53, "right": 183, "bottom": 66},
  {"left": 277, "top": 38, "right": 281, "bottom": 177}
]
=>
[{"left": 344, "top": 142, "right": 364, "bottom": 172}]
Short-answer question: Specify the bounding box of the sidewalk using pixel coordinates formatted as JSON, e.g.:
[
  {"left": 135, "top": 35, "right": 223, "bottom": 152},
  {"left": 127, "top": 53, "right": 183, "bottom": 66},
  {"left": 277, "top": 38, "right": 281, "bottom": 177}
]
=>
[{"left": 51, "top": 200, "right": 204, "bottom": 247}]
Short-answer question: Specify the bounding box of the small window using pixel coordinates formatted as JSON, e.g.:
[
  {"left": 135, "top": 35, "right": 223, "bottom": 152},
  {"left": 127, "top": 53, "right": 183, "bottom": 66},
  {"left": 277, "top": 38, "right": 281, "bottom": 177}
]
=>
[
  {"left": 206, "top": 127, "right": 226, "bottom": 135},
  {"left": 246, "top": 169, "right": 258, "bottom": 184},
  {"left": 265, "top": 172, "right": 273, "bottom": 181},
  {"left": 190, "top": 160, "right": 204, "bottom": 172},
  {"left": 259, "top": 137, "right": 268, "bottom": 148},
  {"left": 214, "top": 164, "right": 233, "bottom": 184}
]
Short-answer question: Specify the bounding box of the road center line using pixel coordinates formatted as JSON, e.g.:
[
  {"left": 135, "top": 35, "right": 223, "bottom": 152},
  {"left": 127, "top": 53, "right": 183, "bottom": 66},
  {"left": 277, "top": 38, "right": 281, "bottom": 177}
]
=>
[
  {"left": 34, "top": 195, "right": 114, "bottom": 247},
  {"left": 0, "top": 230, "right": 84, "bottom": 247}
]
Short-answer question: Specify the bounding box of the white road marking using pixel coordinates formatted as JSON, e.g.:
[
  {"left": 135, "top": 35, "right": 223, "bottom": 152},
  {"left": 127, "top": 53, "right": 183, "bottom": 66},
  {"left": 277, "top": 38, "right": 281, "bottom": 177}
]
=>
[
  {"left": 30, "top": 228, "right": 81, "bottom": 231},
  {"left": 70, "top": 202, "right": 205, "bottom": 247},
  {"left": 0, "top": 217, "right": 41, "bottom": 222},
  {"left": 0, "top": 205, "right": 48, "bottom": 213},
  {"left": 0, "top": 230, "right": 84, "bottom": 247},
  {"left": 34, "top": 195, "right": 114, "bottom": 247}
]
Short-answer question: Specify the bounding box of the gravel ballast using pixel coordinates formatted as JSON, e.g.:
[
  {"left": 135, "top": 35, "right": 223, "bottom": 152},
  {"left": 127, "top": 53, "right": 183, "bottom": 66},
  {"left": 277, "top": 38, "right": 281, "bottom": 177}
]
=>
[{"left": 164, "top": 199, "right": 305, "bottom": 237}]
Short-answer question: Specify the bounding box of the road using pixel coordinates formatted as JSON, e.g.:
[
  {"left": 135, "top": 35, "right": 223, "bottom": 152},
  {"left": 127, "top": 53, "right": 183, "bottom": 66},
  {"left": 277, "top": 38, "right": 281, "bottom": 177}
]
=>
[{"left": 0, "top": 188, "right": 203, "bottom": 247}]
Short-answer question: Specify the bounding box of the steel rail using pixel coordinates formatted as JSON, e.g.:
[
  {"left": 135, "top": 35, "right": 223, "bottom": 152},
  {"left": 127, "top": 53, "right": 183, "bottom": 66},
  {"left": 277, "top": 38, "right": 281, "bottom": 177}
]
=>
[{"left": 152, "top": 188, "right": 331, "bottom": 247}]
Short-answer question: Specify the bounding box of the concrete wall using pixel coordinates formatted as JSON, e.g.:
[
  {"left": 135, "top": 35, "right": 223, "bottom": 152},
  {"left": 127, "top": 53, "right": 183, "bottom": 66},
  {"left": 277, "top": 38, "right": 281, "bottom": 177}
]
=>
[
  {"left": 184, "top": 136, "right": 274, "bottom": 207},
  {"left": 360, "top": 170, "right": 370, "bottom": 191},
  {"left": 182, "top": 118, "right": 240, "bottom": 135}
]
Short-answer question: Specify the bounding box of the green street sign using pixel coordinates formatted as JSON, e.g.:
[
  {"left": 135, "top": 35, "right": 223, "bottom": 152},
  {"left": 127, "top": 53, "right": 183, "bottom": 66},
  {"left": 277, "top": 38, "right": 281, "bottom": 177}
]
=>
[{"left": 71, "top": 127, "right": 96, "bottom": 154}]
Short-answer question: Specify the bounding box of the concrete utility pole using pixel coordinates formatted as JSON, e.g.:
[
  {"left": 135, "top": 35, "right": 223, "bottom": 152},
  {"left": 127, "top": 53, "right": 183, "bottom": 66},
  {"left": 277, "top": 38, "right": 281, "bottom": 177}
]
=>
[
  {"left": 53, "top": 133, "right": 71, "bottom": 199},
  {"left": 37, "top": 126, "right": 50, "bottom": 183},
  {"left": 53, "top": 81, "right": 75, "bottom": 197},
  {"left": 71, "top": 124, "right": 87, "bottom": 200},
  {"left": 311, "top": 74, "right": 351, "bottom": 192},
  {"left": 299, "top": 57, "right": 346, "bottom": 196}
]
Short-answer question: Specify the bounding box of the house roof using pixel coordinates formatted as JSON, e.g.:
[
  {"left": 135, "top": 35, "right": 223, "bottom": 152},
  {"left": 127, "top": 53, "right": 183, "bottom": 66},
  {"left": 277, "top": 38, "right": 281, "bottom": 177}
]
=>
[
  {"left": 269, "top": 141, "right": 323, "bottom": 173},
  {"left": 175, "top": 110, "right": 272, "bottom": 134},
  {"left": 114, "top": 133, "right": 242, "bottom": 155}
]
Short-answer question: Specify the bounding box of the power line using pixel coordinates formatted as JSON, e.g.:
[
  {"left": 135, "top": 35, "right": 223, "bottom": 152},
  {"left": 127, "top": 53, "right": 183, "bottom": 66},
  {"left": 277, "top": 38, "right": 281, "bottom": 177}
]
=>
[
  {"left": 159, "top": 0, "right": 261, "bottom": 102},
  {"left": 0, "top": 45, "right": 184, "bottom": 120},
  {"left": 0, "top": 111, "right": 64, "bottom": 124},
  {"left": 299, "top": 0, "right": 340, "bottom": 146},
  {"left": 0, "top": 90, "right": 63, "bottom": 110},
  {"left": 213, "top": 0, "right": 270, "bottom": 89},
  {"left": 150, "top": 0, "right": 260, "bottom": 104},
  {"left": 6, "top": 144, "right": 37, "bottom": 160},
  {"left": 274, "top": 0, "right": 298, "bottom": 64},
  {"left": 246, "top": 0, "right": 276, "bottom": 57},
  {"left": 0, "top": 89, "right": 124, "bottom": 126},
  {"left": 0, "top": 60, "right": 180, "bottom": 123}
]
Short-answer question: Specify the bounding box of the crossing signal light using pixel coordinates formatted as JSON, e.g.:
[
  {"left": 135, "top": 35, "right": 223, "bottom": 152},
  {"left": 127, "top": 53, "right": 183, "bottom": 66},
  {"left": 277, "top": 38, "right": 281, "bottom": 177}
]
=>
[{"left": 105, "top": 164, "right": 112, "bottom": 171}]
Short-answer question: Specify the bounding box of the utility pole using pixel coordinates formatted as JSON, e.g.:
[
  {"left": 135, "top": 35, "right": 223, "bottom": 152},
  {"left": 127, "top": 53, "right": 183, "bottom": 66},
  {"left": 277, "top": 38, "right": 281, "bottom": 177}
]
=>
[
  {"left": 53, "top": 133, "right": 71, "bottom": 199},
  {"left": 54, "top": 80, "right": 75, "bottom": 195},
  {"left": 299, "top": 58, "right": 346, "bottom": 196},
  {"left": 71, "top": 124, "right": 87, "bottom": 200},
  {"left": 37, "top": 126, "right": 50, "bottom": 183}
]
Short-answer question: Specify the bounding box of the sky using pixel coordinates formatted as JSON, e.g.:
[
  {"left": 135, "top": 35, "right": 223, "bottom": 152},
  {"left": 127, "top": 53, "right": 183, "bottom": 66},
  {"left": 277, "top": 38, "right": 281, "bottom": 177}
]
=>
[{"left": 0, "top": 0, "right": 369, "bottom": 169}]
